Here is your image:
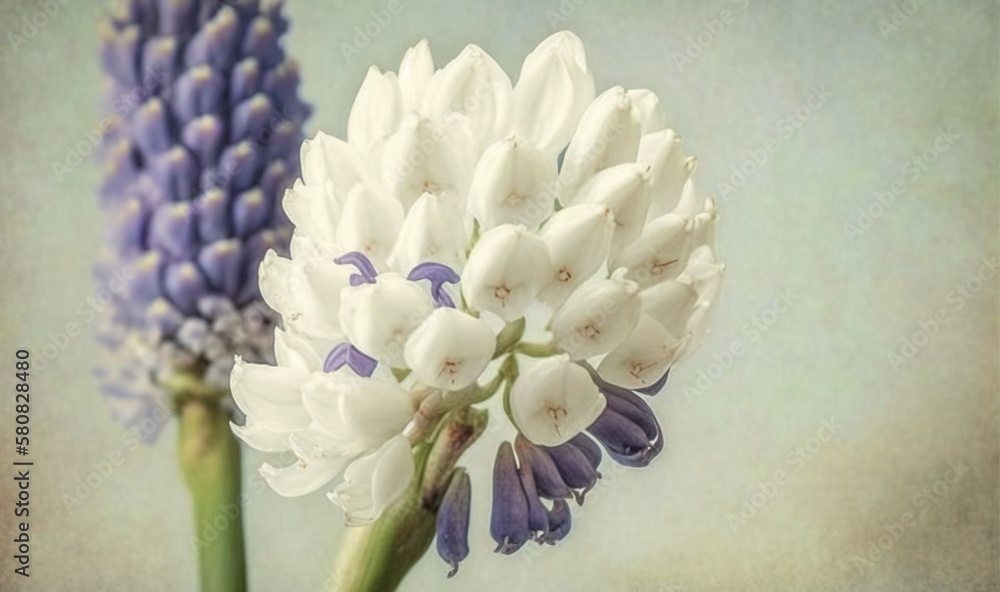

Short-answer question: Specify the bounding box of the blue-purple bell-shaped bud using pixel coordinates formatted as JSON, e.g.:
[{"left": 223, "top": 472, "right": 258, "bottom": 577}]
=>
[
  {"left": 586, "top": 375, "right": 664, "bottom": 467},
  {"left": 94, "top": 0, "right": 310, "bottom": 435},
  {"left": 436, "top": 469, "right": 471, "bottom": 578},
  {"left": 540, "top": 498, "right": 573, "bottom": 545},
  {"left": 543, "top": 439, "right": 602, "bottom": 504},
  {"left": 514, "top": 434, "right": 573, "bottom": 500},
  {"left": 490, "top": 442, "right": 531, "bottom": 554}
]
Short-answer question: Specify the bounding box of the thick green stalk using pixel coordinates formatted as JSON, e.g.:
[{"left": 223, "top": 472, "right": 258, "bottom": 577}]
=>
[{"left": 178, "top": 398, "right": 247, "bottom": 592}]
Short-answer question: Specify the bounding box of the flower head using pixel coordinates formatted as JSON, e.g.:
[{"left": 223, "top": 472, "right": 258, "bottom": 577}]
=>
[{"left": 228, "top": 31, "right": 723, "bottom": 576}]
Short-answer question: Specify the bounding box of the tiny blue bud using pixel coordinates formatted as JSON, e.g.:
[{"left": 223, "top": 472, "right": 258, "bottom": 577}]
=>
[
  {"left": 435, "top": 469, "right": 471, "bottom": 578},
  {"left": 490, "top": 442, "right": 531, "bottom": 554}
]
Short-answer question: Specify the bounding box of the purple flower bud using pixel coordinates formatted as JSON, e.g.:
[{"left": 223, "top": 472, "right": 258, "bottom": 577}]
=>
[
  {"left": 173, "top": 65, "right": 225, "bottom": 122},
  {"left": 586, "top": 404, "right": 662, "bottom": 468},
  {"left": 490, "top": 442, "right": 530, "bottom": 554},
  {"left": 230, "top": 58, "right": 261, "bottom": 104},
  {"left": 335, "top": 251, "right": 379, "bottom": 285},
  {"left": 542, "top": 441, "right": 600, "bottom": 503},
  {"left": 567, "top": 433, "right": 603, "bottom": 471},
  {"left": 541, "top": 498, "right": 572, "bottom": 545},
  {"left": 407, "top": 262, "right": 461, "bottom": 308},
  {"left": 435, "top": 469, "right": 471, "bottom": 578},
  {"left": 148, "top": 203, "right": 197, "bottom": 259},
  {"left": 232, "top": 188, "right": 271, "bottom": 238},
  {"left": 514, "top": 434, "right": 572, "bottom": 500},
  {"left": 197, "top": 239, "right": 243, "bottom": 297},
  {"left": 517, "top": 462, "right": 550, "bottom": 537}
]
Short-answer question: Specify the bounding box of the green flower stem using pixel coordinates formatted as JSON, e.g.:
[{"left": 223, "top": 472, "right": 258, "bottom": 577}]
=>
[
  {"left": 328, "top": 446, "right": 437, "bottom": 592},
  {"left": 512, "top": 340, "right": 559, "bottom": 358},
  {"left": 178, "top": 398, "right": 247, "bottom": 592}
]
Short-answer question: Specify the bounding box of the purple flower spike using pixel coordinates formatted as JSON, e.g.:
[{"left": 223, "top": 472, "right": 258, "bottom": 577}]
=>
[
  {"left": 323, "top": 343, "right": 378, "bottom": 377},
  {"left": 334, "top": 251, "right": 379, "bottom": 286},
  {"left": 94, "top": 0, "right": 310, "bottom": 433},
  {"left": 635, "top": 369, "right": 670, "bottom": 396},
  {"left": 407, "top": 262, "right": 461, "bottom": 308}
]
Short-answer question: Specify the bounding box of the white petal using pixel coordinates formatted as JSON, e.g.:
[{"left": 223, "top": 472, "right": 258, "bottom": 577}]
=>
[
  {"left": 230, "top": 418, "right": 292, "bottom": 452},
  {"left": 609, "top": 212, "right": 694, "bottom": 288},
  {"left": 468, "top": 136, "right": 557, "bottom": 230},
  {"left": 300, "top": 132, "right": 366, "bottom": 192},
  {"left": 558, "top": 86, "right": 641, "bottom": 203},
  {"left": 461, "top": 224, "right": 553, "bottom": 321},
  {"left": 259, "top": 251, "right": 353, "bottom": 340},
  {"left": 513, "top": 31, "right": 595, "bottom": 158},
  {"left": 339, "top": 273, "right": 434, "bottom": 366},
  {"left": 399, "top": 39, "right": 434, "bottom": 114},
  {"left": 641, "top": 278, "right": 699, "bottom": 337},
  {"left": 336, "top": 184, "right": 405, "bottom": 270},
  {"left": 229, "top": 356, "right": 310, "bottom": 430},
  {"left": 282, "top": 181, "right": 341, "bottom": 254},
  {"left": 575, "top": 163, "right": 652, "bottom": 249},
  {"left": 538, "top": 204, "right": 616, "bottom": 307},
  {"left": 388, "top": 192, "right": 467, "bottom": 273},
  {"left": 404, "top": 307, "right": 495, "bottom": 390},
  {"left": 510, "top": 354, "right": 606, "bottom": 446},
  {"left": 259, "top": 455, "right": 349, "bottom": 497},
  {"left": 550, "top": 268, "right": 642, "bottom": 360},
  {"left": 329, "top": 435, "right": 415, "bottom": 526},
  {"left": 423, "top": 44, "right": 512, "bottom": 153},
  {"left": 273, "top": 327, "right": 328, "bottom": 373},
  {"left": 627, "top": 89, "right": 667, "bottom": 134},
  {"left": 348, "top": 66, "right": 403, "bottom": 153},
  {"left": 639, "top": 129, "right": 696, "bottom": 220},
  {"left": 301, "top": 373, "right": 414, "bottom": 455}
]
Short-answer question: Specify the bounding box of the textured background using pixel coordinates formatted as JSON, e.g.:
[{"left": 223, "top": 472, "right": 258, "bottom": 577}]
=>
[{"left": 0, "top": 0, "right": 997, "bottom": 590}]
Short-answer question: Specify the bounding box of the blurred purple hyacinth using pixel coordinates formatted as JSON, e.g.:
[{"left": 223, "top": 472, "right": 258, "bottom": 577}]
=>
[{"left": 93, "top": 0, "right": 310, "bottom": 438}]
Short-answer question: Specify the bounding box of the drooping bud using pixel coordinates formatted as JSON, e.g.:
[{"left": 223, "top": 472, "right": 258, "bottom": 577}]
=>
[
  {"left": 609, "top": 213, "right": 694, "bottom": 288},
  {"left": 510, "top": 354, "right": 606, "bottom": 446},
  {"left": 468, "top": 135, "right": 557, "bottom": 230},
  {"left": 537, "top": 204, "right": 615, "bottom": 307},
  {"left": 550, "top": 269, "right": 642, "bottom": 360},
  {"left": 338, "top": 273, "right": 434, "bottom": 367},
  {"left": 574, "top": 162, "right": 652, "bottom": 249},
  {"left": 388, "top": 192, "right": 467, "bottom": 273},
  {"left": 461, "top": 224, "right": 553, "bottom": 321},
  {"left": 490, "top": 442, "right": 531, "bottom": 554},
  {"left": 404, "top": 307, "right": 496, "bottom": 390},
  {"left": 639, "top": 129, "right": 695, "bottom": 221},
  {"left": 436, "top": 469, "right": 472, "bottom": 578},
  {"left": 329, "top": 435, "right": 415, "bottom": 526},
  {"left": 627, "top": 89, "right": 667, "bottom": 134}
]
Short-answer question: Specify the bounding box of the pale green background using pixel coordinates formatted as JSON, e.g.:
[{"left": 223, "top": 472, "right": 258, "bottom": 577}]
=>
[{"left": 0, "top": 0, "right": 997, "bottom": 590}]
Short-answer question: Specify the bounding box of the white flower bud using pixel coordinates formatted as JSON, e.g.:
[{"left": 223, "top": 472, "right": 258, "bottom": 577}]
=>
[
  {"left": 301, "top": 372, "right": 415, "bottom": 456},
  {"left": 388, "top": 191, "right": 467, "bottom": 274},
  {"left": 550, "top": 268, "right": 642, "bottom": 360},
  {"left": 404, "top": 307, "right": 496, "bottom": 390},
  {"left": 381, "top": 112, "right": 473, "bottom": 210},
  {"left": 609, "top": 212, "right": 694, "bottom": 288},
  {"left": 641, "top": 277, "right": 699, "bottom": 338},
  {"left": 575, "top": 162, "right": 652, "bottom": 249},
  {"left": 639, "top": 129, "right": 696, "bottom": 220},
  {"left": 461, "top": 224, "right": 553, "bottom": 321},
  {"left": 230, "top": 355, "right": 311, "bottom": 433},
  {"left": 596, "top": 313, "right": 688, "bottom": 389},
  {"left": 329, "top": 435, "right": 415, "bottom": 526},
  {"left": 628, "top": 89, "right": 667, "bottom": 134},
  {"left": 512, "top": 31, "right": 595, "bottom": 157},
  {"left": 339, "top": 273, "right": 434, "bottom": 366},
  {"left": 423, "top": 44, "right": 512, "bottom": 154},
  {"left": 336, "top": 184, "right": 405, "bottom": 270},
  {"left": 348, "top": 66, "right": 403, "bottom": 153},
  {"left": 511, "top": 354, "right": 606, "bottom": 446},
  {"left": 558, "top": 86, "right": 641, "bottom": 203},
  {"left": 399, "top": 39, "right": 434, "bottom": 114},
  {"left": 299, "top": 132, "right": 365, "bottom": 192},
  {"left": 259, "top": 251, "right": 353, "bottom": 340},
  {"left": 468, "top": 136, "right": 557, "bottom": 230},
  {"left": 537, "top": 204, "right": 615, "bottom": 307},
  {"left": 282, "top": 180, "right": 342, "bottom": 256}
]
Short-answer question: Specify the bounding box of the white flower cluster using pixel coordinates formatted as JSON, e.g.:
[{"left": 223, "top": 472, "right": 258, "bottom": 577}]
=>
[{"left": 230, "top": 31, "right": 723, "bottom": 525}]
